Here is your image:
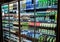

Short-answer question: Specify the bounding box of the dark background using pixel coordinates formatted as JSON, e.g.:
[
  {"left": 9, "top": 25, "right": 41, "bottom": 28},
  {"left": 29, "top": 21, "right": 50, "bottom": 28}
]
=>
[{"left": 0, "top": 0, "right": 14, "bottom": 3}]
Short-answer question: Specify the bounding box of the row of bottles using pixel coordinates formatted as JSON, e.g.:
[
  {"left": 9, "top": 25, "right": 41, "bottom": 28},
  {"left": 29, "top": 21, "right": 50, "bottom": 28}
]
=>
[
  {"left": 2, "top": 4, "right": 8, "bottom": 14},
  {"left": 29, "top": 22, "right": 56, "bottom": 28},
  {"left": 2, "top": 2, "right": 18, "bottom": 14},
  {"left": 9, "top": 2, "right": 18, "bottom": 13},
  {"left": 39, "top": 29, "right": 55, "bottom": 35},
  {"left": 35, "top": 10, "right": 57, "bottom": 23},
  {"left": 21, "top": 37, "right": 32, "bottom": 42},
  {"left": 38, "top": 35, "right": 56, "bottom": 42},
  {"left": 38, "top": 0, "right": 57, "bottom": 8},
  {"left": 2, "top": 15, "right": 14, "bottom": 29},
  {"left": 21, "top": 30, "right": 41, "bottom": 39},
  {"left": 20, "top": 0, "right": 57, "bottom": 10},
  {"left": 39, "top": 23, "right": 56, "bottom": 28},
  {"left": 3, "top": 31, "right": 19, "bottom": 42}
]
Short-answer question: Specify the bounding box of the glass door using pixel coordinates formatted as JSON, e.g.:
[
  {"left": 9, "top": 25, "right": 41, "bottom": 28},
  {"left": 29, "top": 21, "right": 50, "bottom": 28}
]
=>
[
  {"left": 2, "top": 3, "right": 10, "bottom": 42},
  {"left": 35, "top": 0, "right": 57, "bottom": 42},
  {"left": 2, "top": 1, "right": 19, "bottom": 42},
  {"left": 8, "top": 1, "right": 19, "bottom": 42},
  {"left": 20, "top": 0, "right": 36, "bottom": 42}
]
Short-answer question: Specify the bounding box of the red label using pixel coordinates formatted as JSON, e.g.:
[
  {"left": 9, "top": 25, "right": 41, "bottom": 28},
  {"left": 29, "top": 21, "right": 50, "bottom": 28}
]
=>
[
  {"left": 36, "top": 22, "right": 40, "bottom": 26},
  {"left": 29, "top": 22, "right": 34, "bottom": 26},
  {"left": 29, "top": 22, "right": 40, "bottom": 26}
]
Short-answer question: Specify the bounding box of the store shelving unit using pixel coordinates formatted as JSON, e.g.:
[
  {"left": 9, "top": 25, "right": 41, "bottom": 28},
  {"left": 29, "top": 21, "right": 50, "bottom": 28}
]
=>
[
  {"left": 2, "top": 1, "right": 19, "bottom": 42},
  {"left": 1, "top": 0, "right": 58, "bottom": 42}
]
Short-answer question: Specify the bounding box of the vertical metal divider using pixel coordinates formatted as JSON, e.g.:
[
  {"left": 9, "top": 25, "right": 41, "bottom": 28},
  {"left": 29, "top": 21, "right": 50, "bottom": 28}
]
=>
[
  {"left": 1, "top": 3, "right": 3, "bottom": 42},
  {"left": 2, "top": 1, "right": 4, "bottom": 42},
  {"left": 2, "top": 4, "right": 3, "bottom": 42},
  {"left": 33, "top": 0, "right": 36, "bottom": 42},
  {"left": 8, "top": 2, "right": 10, "bottom": 42},
  {"left": 56, "top": 0, "right": 58, "bottom": 42},
  {"left": 18, "top": 0, "right": 21, "bottom": 42},
  {"left": 0, "top": 3, "right": 3, "bottom": 42}
]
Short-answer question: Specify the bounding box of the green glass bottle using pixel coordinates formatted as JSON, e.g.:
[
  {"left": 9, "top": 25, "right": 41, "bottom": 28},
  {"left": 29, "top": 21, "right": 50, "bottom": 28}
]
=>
[
  {"left": 38, "top": 0, "right": 43, "bottom": 8},
  {"left": 52, "top": 0, "right": 56, "bottom": 5},
  {"left": 43, "top": 0, "right": 48, "bottom": 7},
  {"left": 55, "top": 11, "right": 57, "bottom": 22},
  {"left": 47, "top": 36, "right": 51, "bottom": 42},
  {"left": 53, "top": 37, "right": 56, "bottom": 42},
  {"left": 38, "top": 35, "right": 44, "bottom": 42},
  {"left": 50, "top": 37, "right": 54, "bottom": 42}
]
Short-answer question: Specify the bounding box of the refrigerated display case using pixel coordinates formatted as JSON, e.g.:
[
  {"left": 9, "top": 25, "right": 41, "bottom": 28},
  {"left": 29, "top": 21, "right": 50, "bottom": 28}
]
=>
[
  {"left": 2, "top": 1, "right": 19, "bottom": 42},
  {"left": 1, "top": 0, "right": 58, "bottom": 42}
]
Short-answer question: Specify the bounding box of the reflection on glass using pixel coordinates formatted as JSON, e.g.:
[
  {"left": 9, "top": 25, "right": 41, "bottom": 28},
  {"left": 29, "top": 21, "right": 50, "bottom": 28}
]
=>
[
  {"left": 20, "top": 0, "right": 34, "bottom": 42},
  {"left": 35, "top": 0, "right": 57, "bottom": 42}
]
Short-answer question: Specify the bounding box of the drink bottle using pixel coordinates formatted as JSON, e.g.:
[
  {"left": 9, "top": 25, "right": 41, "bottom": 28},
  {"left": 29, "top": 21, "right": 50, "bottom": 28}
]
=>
[{"left": 38, "top": 35, "right": 44, "bottom": 42}]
